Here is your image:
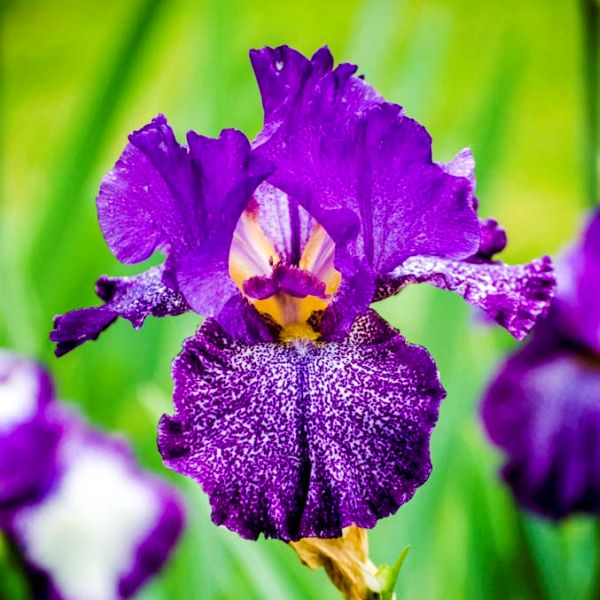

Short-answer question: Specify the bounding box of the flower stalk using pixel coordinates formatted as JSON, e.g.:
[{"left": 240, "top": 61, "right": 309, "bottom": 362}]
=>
[
  {"left": 290, "top": 526, "right": 408, "bottom": 600},
  {"left": 582, "top": 0, "right": 599, "bottom": 207}
]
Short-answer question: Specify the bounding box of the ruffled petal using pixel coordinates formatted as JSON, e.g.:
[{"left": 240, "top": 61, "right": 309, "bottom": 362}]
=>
[
  {"left": 97, "top": 116, "right": 273, "bottom": 326},
  {"left": 158, "top": 310, "right": 444, "bottom": 541},
  {"left": 482, "top": 340, "right": 600, "bottom": 519},
  {"left": 50, "top": 265, "right": 189, "bottom": 356},
  {"left": 173, "top": 129, "right": 274, "bottom": 319},
  {"left": 376, "top": 255, "right": 556, "bottom": 340},
  {"left": 251, "top": 46, "right": 479, "bottom": 334},
  {"left": 0, "top": 353, "right": 60, "bottom": 523},
  {"left": 97, "top": 114, "right": 195, "bottom": 263},
  {"left": 10, "top": 407, "right": 184, "bottom": 600}
]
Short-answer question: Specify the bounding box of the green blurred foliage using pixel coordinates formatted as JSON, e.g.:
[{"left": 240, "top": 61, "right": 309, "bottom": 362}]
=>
[{"left": 1, "top": 0, "right": 598, "bottom": 598}]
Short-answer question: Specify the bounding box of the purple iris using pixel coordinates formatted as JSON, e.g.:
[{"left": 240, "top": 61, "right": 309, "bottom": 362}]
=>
[
  {"left": 482, "top": 209, "right": 600, "bottom": 519},
  {"left": 52, "top": 45, "right": 555, "bottom": 541},
  {"left": 0, "top": 353, "right": 184, "bottom": 599}
]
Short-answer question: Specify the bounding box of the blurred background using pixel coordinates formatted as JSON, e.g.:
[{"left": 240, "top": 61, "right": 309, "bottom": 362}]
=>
[{"left": 2, "top": 0, "right": 598, "bottom": 598}]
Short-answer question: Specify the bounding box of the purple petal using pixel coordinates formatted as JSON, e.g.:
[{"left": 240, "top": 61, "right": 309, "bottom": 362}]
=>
[
  {"left": 50, "top": 265, "right": 189, "bottom": 356},
  {"left": 251, "top": 46, "right": 479, "bottom": 334},
  {"left": 243, "top": 263, "right": 327, "bottom": 300},
  {"left": 0, "top": 353, "right": 60, "bottom": 524},
  {"left": 376, "top": 255, "right": 556, "bottom": 340},
  {"left": 440, "top": 148, "right": 508, "bottom": 260},
  {"left": 440, "top": 147, "right": 476, "bottom": 185},
  {"left": 97, "top": 114, "right": 193, "bottom": 264},
  {"left": 97, "top": 116, "right": 273, "bottom": 328},
  {"left": 476, "top": 218, "right": 508, "bottom": 260},
  {"left": 158, "top": 310, "right": 444, "bottom": 541},
  {"left": 173, "top": 129, "right": 274, "bottom": 318},
  {"left": 554, "top": 209, "right": 600, "bottom": 354},
  {"left": 482, "top": 339, "right": 600, "bottom": 519},
  {"left": 11, "top": 407, "right": 184, "bottom": 600}
]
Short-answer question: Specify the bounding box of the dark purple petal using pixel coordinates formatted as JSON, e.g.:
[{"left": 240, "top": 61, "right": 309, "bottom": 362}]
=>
[
  {"left": 173, "top": 129, "right": 274, "bottom": 318},
  {"left": 50, "top": 265, "right": 189, "bottom": 356},
  {"left": 251, "top": 46, "right": 479, "bottom": 334},
  {"left": 158, "top": 310, "right": 444, "bottom": 541},
  {"left": 11, "top": 406, "right": 184, "bottom": 600},
  {"left": 0, "top": 353, "right": 60, "bottom": 525},
  {"left": 376, "top": 255, "right": 556, "bottom": 340},
  {"left": 482, "top": 341, "right": 600, "bottom": 519},
  {"left": 215, "top": 294, "right": 279, "bottom": 344},
  {"left": 554, "top": 209, "right": 600, "bottom": 354},
  {"left": 475, "top": 218, "right": 508, "bottom": 261}
]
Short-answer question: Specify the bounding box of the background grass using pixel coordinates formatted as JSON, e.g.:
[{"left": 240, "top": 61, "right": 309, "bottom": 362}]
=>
[{"left": 1, "top": 0, "right": 598, "bottom": 598}]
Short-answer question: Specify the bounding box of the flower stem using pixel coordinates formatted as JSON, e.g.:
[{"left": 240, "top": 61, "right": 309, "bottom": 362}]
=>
[
  {"left": 591, "top": 519, "right": 600, "bottom": 600},
  {"left": 581, "top": 0, "right": 599, "bottom": 207}
]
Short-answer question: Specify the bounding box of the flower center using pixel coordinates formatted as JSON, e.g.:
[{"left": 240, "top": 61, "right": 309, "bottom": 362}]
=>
[{"left": 229, "top": 211, "right": 340, "bottom": 338}]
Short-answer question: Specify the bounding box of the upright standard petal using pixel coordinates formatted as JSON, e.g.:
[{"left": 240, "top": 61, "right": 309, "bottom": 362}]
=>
[
  {"left": 482, "top": 335, "right": 600, "bottom": 519},
  {"left": 374, "top": 146, "right": 554, "bottom": 340},
  {"left": 158, "top": 311, "right": 444, "bottom": 541},
  {"left": 251, "top": 46, "right": 480, "bottom": 335},
  {"left": 376, "top": 254, "right": 556, "bottom": 340},
  {"left": 10, "top": 408, "right": 184, "bottom": 600},
  {"left": 50, "top": 265, "right": 189, "bottom": 356},
  {"left": 0, "top": 353, "right": 60, "bottom": 523}
]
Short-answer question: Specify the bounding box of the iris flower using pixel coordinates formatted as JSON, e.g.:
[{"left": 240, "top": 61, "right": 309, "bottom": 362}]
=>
[
  {"left": 0, "top": 352, "right": 184, "bottom": 599},
  {"left": 52, "top": 46, "right": 555, "bottom": 541},
  {"left": 482, "top": 209, "right": 600, "bottom": 519}
]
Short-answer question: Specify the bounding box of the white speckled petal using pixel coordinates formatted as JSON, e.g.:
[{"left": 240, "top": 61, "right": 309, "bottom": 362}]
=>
[
  {"left": 159, "top": 310, "right": 444, "bottom": 541},
  {"left": 377, "top": 254, "right": 555, "bottom": 340}
]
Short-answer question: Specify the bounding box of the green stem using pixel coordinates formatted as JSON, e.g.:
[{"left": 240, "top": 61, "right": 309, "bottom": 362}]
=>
[
  {"left": 591, "top": 520, "right": 600, "bottom": 600},
  {"left": 514, "top": 511, "right": 548, "bottom": 600},
  {"left": 581, "top": 0, "right": 599, "bottom": 207}
]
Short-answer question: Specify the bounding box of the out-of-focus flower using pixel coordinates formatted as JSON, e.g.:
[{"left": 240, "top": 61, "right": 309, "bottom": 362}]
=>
[
  {"left": 52, "top": 45, "right": 555, "bottom": 541},
  {"left": 482, "top": 209, "right": 600, "bottom": 519},
  {"left": 0, "top": 353, "right": 184, "bottom": 599},
  {"left": 0, "top": 352, "right": 61, "bottom": 524}
]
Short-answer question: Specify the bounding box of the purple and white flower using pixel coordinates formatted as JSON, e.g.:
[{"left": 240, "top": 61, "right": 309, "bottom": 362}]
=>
[
  {"left": 52, "top": 45, "right": 555, "bottom": 541},
  {"left": 0, "top": 353, "right": 184, "bottom": 599},
  {"left": 482, "top": 209, "right": 600, "bottom": 519},
  {"left": 0, "top": 352, "right": 60, "bottom": 524}
]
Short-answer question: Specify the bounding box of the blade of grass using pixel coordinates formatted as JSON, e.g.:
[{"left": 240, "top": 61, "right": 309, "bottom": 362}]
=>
[{"left": 28, "top": 0, "right": 167, "bottom": 291}]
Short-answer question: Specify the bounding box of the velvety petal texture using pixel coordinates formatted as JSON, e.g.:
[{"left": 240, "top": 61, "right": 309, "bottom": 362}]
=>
[
  {"left": 10, "top": 408, "right": 184, "bottom": 600},
  {"left": 376, "top": 255, "right": 555, "bottom": 340},
  {"left": 0, "top": 353, "right": 60, "bottom": 523},
  {"left": 51, "top": 265, "right": 189, "bottom": 356},
  {"left": 159, "top": 311, "right": 444, "bottom": 541},
  {"left": 251, "top": 45, "right": 480, "bottom": 335},
  {"left": 483, "top": 339, "right": 600, "bottom": 518}
]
